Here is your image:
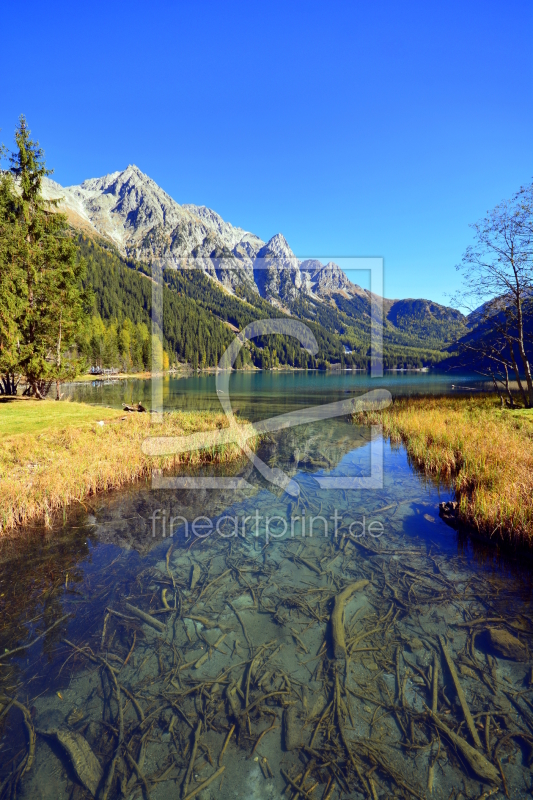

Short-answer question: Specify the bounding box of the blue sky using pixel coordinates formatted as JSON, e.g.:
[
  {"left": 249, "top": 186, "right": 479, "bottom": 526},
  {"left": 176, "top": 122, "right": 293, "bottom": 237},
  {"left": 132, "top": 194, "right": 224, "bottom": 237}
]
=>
[{"left": 1, "top": 1, "right": 532, "bottom": 305}]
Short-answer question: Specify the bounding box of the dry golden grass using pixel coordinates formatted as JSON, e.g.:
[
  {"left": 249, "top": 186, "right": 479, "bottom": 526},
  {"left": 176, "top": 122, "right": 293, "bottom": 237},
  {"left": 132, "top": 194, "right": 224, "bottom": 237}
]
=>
[
  {"left": 354, "top": 395, "right": 533, "bottom": 546},
  {"left": 0, "top": 400, "right": 251, "bottom": 535}
]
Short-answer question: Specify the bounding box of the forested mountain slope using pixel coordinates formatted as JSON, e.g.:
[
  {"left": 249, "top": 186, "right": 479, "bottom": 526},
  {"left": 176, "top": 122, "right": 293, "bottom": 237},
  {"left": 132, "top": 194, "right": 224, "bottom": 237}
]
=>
[{"left": 79, "top": 236, "right": 465, "bottom": 370}]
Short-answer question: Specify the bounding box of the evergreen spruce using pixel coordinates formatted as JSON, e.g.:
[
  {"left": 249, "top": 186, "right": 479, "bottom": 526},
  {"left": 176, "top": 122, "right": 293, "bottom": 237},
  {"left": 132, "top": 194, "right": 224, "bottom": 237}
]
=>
[
  {"left": 0, "top": 165, "right": 25, "bottom": 394},
  {"left": 2, "top": 117, "right": 89, "bottom": 398}
]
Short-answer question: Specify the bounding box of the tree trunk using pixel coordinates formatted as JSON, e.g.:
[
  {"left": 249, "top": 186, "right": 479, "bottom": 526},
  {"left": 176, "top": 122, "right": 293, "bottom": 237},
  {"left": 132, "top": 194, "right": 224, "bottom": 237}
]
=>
[
  {"left": 55, "top": 317, "right": 62, "bottom": 400},
  {"left": 490, "top": 372, "right": 505, "bottom": 408},
  {"left": 516, "top": 335, "right": 533, "bottom": 408},
  {"left": 507, "top": 339, "right": 528, "bottom": 407},
  {"left": 503, "top": 364, "right": 515, "bottom": 407},
  {"left": 496, "top": 362, "right": 515, "bottom": 407},
  {"left": 513, "top": 272, "right": 533, "bottom": 407},
  {"left": 29, "top": 379, "right": 53, "bottom": 400},
  {"left": 0, "top": 373, "right": 19, "bottom": 396},
  {"left": 32, "top": 383, "right": 46, "bottom": 400}
]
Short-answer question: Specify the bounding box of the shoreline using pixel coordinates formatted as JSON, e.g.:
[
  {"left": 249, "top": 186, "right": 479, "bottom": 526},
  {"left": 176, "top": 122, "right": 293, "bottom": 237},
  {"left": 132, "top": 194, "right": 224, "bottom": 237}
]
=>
[
  {"left": 353, "top": 394, "right": 533, "bottom": 551},
  {"left": 0, "top": 400, "right": 254, "bottom": 537},
  {"left": 66, "top": 365, "right": 449, "bottom": 383}
]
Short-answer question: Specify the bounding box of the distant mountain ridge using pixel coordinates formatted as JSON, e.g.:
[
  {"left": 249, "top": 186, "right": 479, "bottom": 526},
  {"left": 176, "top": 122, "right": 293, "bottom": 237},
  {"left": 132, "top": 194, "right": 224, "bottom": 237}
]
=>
[{"left": 43, "top": 165, "right": 467, "bottom": 361}]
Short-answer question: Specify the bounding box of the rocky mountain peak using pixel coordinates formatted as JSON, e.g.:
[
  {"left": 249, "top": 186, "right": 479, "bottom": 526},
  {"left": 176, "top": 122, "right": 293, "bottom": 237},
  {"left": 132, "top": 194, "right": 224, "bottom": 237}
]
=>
[
  {"left": 257, "top": 233, "right": 295, "bottom": 261},
  {"left": 41, "top": 167, "right": 363, "bottom": 307},
  {"left": 254, "top": 234, "right": 303, "bottom": 303}
]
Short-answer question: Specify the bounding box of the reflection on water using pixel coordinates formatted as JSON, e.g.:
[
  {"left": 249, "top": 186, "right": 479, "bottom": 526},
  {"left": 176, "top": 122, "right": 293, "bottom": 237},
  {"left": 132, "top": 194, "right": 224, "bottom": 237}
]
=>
[
  {"left": 59, "top": 370, "right": 493, "bottom": 420},
  {"left": 1, "top": 415, "right": 533, "bottom": 800}
]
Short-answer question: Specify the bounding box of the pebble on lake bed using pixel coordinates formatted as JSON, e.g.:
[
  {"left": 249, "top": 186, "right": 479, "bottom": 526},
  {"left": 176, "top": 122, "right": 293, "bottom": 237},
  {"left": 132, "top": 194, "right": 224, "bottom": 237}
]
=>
[{"left": 486, "top": 627, "right": 527, "bottom": 661}]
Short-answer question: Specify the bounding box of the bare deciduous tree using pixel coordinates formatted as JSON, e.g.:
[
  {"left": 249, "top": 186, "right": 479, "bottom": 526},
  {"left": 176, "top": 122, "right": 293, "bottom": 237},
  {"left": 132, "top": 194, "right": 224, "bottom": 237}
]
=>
[{"left": 453, "top": 182, "right": 533, "bottom": 406}]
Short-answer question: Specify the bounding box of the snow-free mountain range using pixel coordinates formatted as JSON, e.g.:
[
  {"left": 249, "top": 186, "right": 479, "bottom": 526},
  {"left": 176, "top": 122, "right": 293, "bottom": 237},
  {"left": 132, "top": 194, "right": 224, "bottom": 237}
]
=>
[
  {"left": 43, "top": 165, "right": 456, "bottom": 316},
  {"left": 43, "top": 165, "right": 468, "bottom": 368},
  {"left": 43, "top": 164, "right": 359, "bottom": 306}
]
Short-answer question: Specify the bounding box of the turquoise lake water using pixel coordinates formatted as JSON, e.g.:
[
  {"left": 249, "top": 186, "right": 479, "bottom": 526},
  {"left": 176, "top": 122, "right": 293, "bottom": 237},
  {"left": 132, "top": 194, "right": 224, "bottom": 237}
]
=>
[{"left": 61, "top": 369, "right": 493, "bottom": 419}]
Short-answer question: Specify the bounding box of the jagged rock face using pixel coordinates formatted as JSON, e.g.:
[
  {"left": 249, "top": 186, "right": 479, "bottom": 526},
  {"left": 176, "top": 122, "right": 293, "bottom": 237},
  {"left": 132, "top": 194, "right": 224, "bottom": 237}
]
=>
[
  {"left": 182, "top": 204, "right": 264, "bottom": 255},
  {"left": 41, "top": 166, "right": 364, "bottom": 306},
  {"left": 300, "top": 259, "right": 363, "bottom": 298},
  {"left": 42, "top": 166, "right": 262, "bottom": 294},
  {"left": 254, "top": 234, "right": 303, "bottom": 304}
]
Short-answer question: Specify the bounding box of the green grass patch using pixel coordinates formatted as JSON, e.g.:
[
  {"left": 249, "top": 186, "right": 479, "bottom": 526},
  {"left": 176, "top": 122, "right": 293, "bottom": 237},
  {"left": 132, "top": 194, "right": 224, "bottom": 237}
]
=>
[{"left": 0, "top": 398, "right": 123, "bottom": 435}]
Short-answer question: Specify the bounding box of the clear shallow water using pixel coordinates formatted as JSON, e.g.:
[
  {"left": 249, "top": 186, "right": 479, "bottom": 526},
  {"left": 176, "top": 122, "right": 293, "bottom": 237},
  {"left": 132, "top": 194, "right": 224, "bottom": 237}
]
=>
[{"left": 2, "top": 378, "right": 533, "bottom": 800}]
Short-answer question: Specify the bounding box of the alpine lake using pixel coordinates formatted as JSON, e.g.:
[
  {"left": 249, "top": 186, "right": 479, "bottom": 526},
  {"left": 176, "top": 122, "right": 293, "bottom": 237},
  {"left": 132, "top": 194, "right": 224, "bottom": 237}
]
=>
[{"left": 1, "top": 371, "right": 533, "bottom": 800}]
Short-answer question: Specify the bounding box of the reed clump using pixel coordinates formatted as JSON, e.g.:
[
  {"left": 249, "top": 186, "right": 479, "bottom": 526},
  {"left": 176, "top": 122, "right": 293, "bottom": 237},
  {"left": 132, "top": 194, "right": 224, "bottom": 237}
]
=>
[
  {"left": 0, "top": 400, "right": 252, "bottom": 535},
  {"left": 353, "top": 395, "right": 533, "bottom": 546}
]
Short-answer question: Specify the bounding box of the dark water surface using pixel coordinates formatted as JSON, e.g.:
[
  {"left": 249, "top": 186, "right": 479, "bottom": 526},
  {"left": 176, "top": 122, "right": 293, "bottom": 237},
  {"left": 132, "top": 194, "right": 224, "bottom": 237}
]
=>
[{"left": 1, "top": 374, "right": 532, "bottom": 800}]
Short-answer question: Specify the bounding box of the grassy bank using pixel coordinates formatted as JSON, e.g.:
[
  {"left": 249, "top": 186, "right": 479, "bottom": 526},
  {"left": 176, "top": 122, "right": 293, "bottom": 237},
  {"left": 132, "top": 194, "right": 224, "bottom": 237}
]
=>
[
  {"left": 0, "top": 399, "right": 250, "bottom": 535},
  {"left": 353, "top": 395, "right": 533, "bottom": 547}
]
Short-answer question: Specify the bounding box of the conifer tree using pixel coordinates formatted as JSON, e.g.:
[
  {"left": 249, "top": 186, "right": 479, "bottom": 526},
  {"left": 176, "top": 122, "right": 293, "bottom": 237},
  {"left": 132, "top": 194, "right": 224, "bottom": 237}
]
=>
[
  {"left": 0, "top": 165, "right": 25, "bottom": 394},
  {"left": 3, "top": 117, "right": 90, "bottom": 398}
]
